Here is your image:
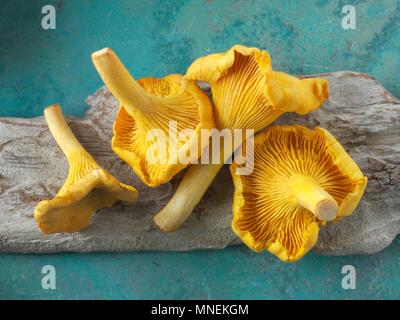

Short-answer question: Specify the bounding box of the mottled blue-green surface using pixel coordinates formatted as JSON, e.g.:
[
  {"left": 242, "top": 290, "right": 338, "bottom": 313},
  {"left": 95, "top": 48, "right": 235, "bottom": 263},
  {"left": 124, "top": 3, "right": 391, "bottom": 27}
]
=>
[
  {"left": 1, "top": 239, "right": 400, "bottom": 300},
  {"left": 0, "top": 0, "right": 399, "bottom": 299}
]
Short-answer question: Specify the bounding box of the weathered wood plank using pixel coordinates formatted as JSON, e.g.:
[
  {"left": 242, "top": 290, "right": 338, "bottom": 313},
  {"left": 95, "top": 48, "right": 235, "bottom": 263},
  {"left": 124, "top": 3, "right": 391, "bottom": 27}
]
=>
[{"left": 0, "top": 71, "right": 399, "bottom": 255}]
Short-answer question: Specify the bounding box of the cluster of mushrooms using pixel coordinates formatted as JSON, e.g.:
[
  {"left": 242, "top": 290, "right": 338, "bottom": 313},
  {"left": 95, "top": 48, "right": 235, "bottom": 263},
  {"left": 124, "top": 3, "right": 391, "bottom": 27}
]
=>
[{"left": 34, "top": 45, "right": 368, "bottom": 262}]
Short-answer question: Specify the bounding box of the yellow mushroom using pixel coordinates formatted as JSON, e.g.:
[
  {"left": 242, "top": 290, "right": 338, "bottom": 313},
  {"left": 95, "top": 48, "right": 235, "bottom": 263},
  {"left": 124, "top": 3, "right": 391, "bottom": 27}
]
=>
[
  {"left": 34, "top": 104, "right": 138, "bottom": 234},
  {"left": 91, "top": 48, "right": 214, "bottom": 187},
  {"left": 154, "top": 44, "right": 329, "bottom": 231},
  {"left": 230, "top": 125, "right": 368, "bottom": 262}
]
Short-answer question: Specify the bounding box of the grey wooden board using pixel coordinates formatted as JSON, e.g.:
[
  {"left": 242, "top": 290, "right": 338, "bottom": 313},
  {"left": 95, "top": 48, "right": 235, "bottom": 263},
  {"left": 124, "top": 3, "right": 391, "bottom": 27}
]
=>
[{"left": 0, "top": 71, "right": 399, "bottom": 255}]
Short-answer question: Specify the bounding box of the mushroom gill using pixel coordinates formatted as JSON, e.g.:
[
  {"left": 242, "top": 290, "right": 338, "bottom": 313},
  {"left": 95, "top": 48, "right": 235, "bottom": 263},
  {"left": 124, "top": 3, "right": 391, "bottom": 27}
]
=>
[
  {"left": 92, "top": 48, "right": 214, "bottom": 187},
  {"left": 230, "top": 125, "right": 368, "bottom": 262},
  {"left": 210, "top": 49, "right": 282, "bottom": 130}
]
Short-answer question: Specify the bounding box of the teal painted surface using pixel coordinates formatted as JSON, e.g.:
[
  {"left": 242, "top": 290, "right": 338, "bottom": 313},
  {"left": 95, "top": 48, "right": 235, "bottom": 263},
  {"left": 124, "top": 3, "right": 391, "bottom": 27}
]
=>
[
  {"left": 1, "top": 239, "right": 400, "bottom": 300},
  {"left": 1, "top": 0, "right": 400, "bottom": 118},
  {"left": 0, "top": 0, "right": 399, "bottom": 299}
]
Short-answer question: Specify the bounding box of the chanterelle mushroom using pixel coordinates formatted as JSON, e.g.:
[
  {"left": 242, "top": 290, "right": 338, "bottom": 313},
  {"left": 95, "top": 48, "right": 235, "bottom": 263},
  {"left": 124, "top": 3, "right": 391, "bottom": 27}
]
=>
[
  {"left": 91, "top": 48, "right": 214, "bottom": 187},
  {"left": 230, "top": 125, "right": 368, "bottom": 262},
  {"left": 154, "top": 44, "right": 329, "bottom": 231},
  {"left": 34, "top": 104, "right": 138, "bottom": 234}
]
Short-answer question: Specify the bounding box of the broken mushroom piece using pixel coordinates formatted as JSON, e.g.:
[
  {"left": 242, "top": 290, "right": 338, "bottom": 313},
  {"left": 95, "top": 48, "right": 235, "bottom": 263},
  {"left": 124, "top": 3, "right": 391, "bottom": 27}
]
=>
[
  {"left": 91, "top": 48, "right": 214, "bottom": 187},
  {"left": 34, "top": 104, "right": 138, "bottom": 234},
  {"left": 230, "top": 125, "right": 368, "bottom": 262},
  {"left": 154, "top": 44, "right": 329, "bottom": 231}
]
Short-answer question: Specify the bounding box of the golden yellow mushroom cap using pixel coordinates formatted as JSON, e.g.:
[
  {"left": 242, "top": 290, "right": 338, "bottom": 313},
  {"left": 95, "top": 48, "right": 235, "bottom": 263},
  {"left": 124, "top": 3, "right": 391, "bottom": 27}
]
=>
[
  {"left": 112, "top": 74, "right": 214, "bottom": 187},
  {"left": 186, "top": 44, "right": 272, "bottom": 84},
  {"left": 34, "top": 104, "right": 138, "bottom": 234},
  {"left": 186, "top": 44, "right": 329, "bottom": 132},
  {"left": 91, "top": 48, "right": 215, "bottom": 187},
  {"left": 34, "top": 159, "right": 138, "bottom": 234},
  {"left": 230, "top": 125, "right": 367, "bottom": 262}
]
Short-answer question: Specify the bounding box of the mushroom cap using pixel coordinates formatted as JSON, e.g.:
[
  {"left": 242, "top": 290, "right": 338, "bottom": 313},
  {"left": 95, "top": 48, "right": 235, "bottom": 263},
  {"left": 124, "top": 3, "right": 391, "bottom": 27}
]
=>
[
  {"left": 112, "top": 74, "right": 214, "bottom": 187},
  {"left": 186, "top": 44, "right": 272, "bottom": 84},
  {"left": 230, "top": 125, "right": 367, "bottom": 262},
  {"left": 34, "top": 151, "right": 138, "bottom": 234},
  {"left": 186, "top": 44, "right": 329, "bottom": 131}
]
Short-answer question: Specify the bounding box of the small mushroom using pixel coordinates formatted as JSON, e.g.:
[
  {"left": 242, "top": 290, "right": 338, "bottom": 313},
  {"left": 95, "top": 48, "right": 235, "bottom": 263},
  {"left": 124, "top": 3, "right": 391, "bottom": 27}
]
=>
[
  {"left": 230, "top": 125, "right": 368, "bottom": 262},
  {"left": 34, "top": 104, "right": 138, "bottom": 234},
  {"left": 91, "top": 48, "right": 214, "bottom": 187},
  {"left": 154, "top": 45, "right": 329, "bottom": 231}
]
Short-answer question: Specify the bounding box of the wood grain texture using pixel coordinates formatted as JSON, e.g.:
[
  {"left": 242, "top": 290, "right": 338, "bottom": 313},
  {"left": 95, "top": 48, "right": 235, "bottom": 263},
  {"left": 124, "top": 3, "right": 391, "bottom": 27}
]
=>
[{"left": 0, "top": 71, "right": 399, "bottom": 254}]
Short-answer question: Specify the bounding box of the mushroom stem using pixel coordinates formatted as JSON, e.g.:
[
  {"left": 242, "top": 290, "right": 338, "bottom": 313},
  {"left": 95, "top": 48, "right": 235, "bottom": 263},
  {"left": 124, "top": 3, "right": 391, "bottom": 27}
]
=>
[
  {"left": 154, "top": 162, "right": 223, "bottom": 231},
  {"left": 154, "top": 137, "right": 236, "bottom": 231},
  {"left": 289, "top": 175, "right": 338, "bottom": 221},
  {"left": 91, "top": 48, "right": 151, "bottom": 116},
  {"left": 44, "top": 104, "right": 86, "bottom": 157}
]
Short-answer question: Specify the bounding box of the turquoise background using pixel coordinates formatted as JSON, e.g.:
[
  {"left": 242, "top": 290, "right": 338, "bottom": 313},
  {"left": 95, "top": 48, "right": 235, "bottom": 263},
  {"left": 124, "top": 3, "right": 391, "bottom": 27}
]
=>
[{"left": 0, "top": 0, "right": 399, "bottom": 299}]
